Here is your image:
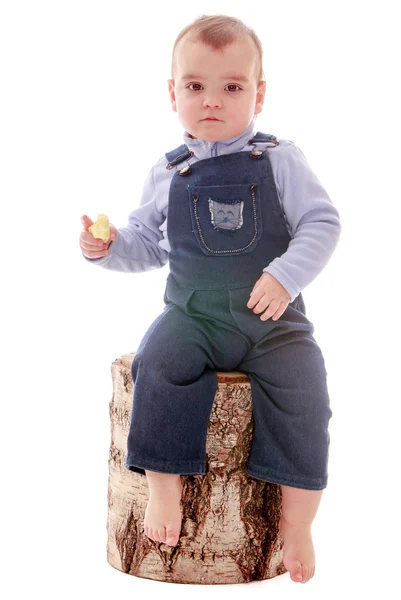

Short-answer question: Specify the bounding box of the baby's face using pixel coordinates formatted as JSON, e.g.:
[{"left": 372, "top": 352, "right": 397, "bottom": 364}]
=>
[{"left": 168, "top": 36, "right": 265, "bottom": 142}]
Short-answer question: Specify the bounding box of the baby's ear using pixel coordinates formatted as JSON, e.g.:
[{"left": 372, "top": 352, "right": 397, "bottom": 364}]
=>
[
  {"left": 257, "top": 80, "right": 266, "bottom": 95},
  {"left": 255, "top": 81, "right": 266, "bottom": 115},
  {"left": 167, "top": 79, "right": 177, "bottom": 112}
]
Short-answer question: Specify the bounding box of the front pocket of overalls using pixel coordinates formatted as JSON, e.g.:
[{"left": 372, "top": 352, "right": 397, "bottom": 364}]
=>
[{"left": 187, "top": 183, "right": 263, "bottom": 255}]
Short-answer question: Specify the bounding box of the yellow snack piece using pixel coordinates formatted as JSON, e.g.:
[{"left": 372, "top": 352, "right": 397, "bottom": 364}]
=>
[{"left": 89, "top": 214, "right": 110, "bottom": 242}]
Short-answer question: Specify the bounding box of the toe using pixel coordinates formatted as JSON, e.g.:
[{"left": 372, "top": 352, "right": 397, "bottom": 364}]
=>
[
  {"left": 285, "top": 556, "right": 302, "bottom": 582},
  {"left": 158, "top": 527, "right": 167, "bottom": 543},
  {"left": 165, "top": 526, "right": 178, "bottom": 546},
  {"left": 301, "top": 565, "right": 309, "bottom": 583},
  {"left": 152, "top": 528, "right": 161, "bottom": 542},
  {"left": 291, "top": 560, "right": 303, "bottom": 582},
  {"left": 305, "top": 565, "right": 315, "bottom": 582}
]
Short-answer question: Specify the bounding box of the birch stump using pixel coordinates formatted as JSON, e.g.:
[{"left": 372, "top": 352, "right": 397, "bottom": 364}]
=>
[{"left": 107, "top": 351, "right": 287, "bottom": 585}]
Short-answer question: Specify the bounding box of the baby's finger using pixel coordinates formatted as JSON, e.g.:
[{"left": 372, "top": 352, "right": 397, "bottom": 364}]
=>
[
  {"left": 81, "top": 215, "right": 94, "bottom": 230},
  {"left": 260, "top": 299, "right": 281, "bottom": 321},
  {"left": 82, "top": 247, "right": 109, "bottom": 259},
  {"left": 81, "top": 241, "right": 105, "bottom": 254},
  {"left": 247, "top": 289, "right": 270, "bottom": 312},
  {"left": 271, "top": 302, "right": 288, "bottom": 322},
  {"left": 80, "top": 230, "right": 105, "bottom": 248},
  {"left": 247, "top": 292, "right": 262, "bottom": 309},
  {"left": 253, "top": 296, "right": 270, "bottom": 315}
]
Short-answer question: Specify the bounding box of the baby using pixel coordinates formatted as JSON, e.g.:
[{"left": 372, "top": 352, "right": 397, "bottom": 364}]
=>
[{"left": 80, "top": 14, "right": 341, "bottom": 584}]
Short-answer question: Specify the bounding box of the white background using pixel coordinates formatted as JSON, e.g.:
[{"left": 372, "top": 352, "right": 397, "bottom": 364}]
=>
[{"left": 1, "top": 0, "right": 400, "bottom": 597}]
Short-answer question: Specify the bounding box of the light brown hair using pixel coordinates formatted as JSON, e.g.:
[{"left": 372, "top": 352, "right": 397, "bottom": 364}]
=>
[{"left": 171, "top": 14, "right": 264, "bottom": 83}]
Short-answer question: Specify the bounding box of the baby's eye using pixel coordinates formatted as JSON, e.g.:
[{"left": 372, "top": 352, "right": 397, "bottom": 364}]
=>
[
  {"left": 225, "top": 84, "right": 241, "bottom": 92},
  {"left": 187, "top": 83, "right": 203, "bottom": 91}
]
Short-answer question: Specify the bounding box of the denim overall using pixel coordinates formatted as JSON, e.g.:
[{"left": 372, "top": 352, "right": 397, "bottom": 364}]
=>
[{"left": 125, "top": 132, "right": 332, "bottom": 491}]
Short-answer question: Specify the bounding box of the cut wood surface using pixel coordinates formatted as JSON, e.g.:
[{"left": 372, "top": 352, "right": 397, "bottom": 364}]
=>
[{"left": 106, "top": 352, "right": 286, "bottom": 584}]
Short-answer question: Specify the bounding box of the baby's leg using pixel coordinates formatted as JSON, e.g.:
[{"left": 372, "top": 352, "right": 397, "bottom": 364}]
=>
[
  {"left": 279, "top": 486, "right": 323, "bottom": 583},
  {"left": 236, "top": 325, "right": 331, "bottom": 584},
  {"left": 126, "top": 302, "right": 250, "bottom": 547},
  {"left": 144, "top": 470, "right": 183, "bottom": 546}
]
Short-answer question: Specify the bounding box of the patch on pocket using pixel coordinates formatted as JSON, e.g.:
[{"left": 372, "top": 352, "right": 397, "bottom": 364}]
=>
[{"left": 208, "top": 198, "right": 244, "bottom": 231}]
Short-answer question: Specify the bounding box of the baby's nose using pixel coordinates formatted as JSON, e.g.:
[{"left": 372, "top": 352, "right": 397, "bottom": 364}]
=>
[{"left": 203, "top": 96, "right": 223, "bottom": 108}]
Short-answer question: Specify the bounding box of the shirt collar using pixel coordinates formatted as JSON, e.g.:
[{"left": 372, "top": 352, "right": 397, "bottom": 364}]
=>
[{"left": 183, "top": 117, "right": 258, "bottom": 160}]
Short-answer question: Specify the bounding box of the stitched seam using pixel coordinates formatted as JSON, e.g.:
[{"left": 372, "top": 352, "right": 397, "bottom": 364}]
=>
[
  {"left": 192, "top": 184, "right": 259, "bottom": 254},
  {"left": 127, "top": 456, "right": 205, "bottom": 465},
  {"left": 249, "top": 463, "right": 326, "bottom": 486}
]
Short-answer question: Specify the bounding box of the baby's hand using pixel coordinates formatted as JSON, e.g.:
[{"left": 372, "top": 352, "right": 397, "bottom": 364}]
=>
[
  {"left": 247, "top": 272, "right": 291, "bottom": 321},
  {"left": 80, "top": 214, "right": 117, "bottom": 259}
]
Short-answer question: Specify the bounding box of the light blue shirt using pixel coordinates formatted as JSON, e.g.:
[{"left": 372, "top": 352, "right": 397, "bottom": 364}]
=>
[{"left": 83, "top": 118, "right": 341, "bottom": 302}]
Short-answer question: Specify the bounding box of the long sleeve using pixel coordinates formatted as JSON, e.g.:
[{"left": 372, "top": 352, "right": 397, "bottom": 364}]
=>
[
  {"left": 263, "top": 141, "right": 341, "bottom": 302},
  {"left": 82, "top": 164, "right": 169, "bottom": 273}
]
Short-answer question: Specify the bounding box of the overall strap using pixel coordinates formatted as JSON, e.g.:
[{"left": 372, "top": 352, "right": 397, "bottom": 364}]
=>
[
  {"left": 165, "top": 144, "right": 193, "bottom": 169},
  {"left": 164, "top": 131, "right": 278, "bottom": 172},
  {"left": 248, "top": 131, "right": 278, "bottom": 144}
]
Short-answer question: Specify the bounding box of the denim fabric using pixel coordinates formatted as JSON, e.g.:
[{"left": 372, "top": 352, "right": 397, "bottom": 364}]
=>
[
  {"left": 167, "top": 146, "right": 291, "bottom": 290},
  {"left": 125, "top": 138, "right": 332, "bottom": 490}
]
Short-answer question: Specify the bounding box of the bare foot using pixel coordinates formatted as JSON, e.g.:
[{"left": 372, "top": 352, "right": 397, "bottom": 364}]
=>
[
  {"left": 279, "top": 517, "right": 316, "bottom": 583},
  {"left": 144, "top": 472, "right": 183, "bottom": 547}
]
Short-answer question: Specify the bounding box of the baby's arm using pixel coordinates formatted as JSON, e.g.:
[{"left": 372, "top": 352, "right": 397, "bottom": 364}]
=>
[
  {"left": 83, "top": 161, "right": 168, "bottom": 273},
  {"left": 263, "top": 141, "right": 341, "bottom": 302}
]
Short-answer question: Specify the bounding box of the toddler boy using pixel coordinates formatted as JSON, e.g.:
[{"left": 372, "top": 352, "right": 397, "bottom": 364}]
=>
[{"left": 80, "top": 14, "right": 341, "bottom": 584}]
